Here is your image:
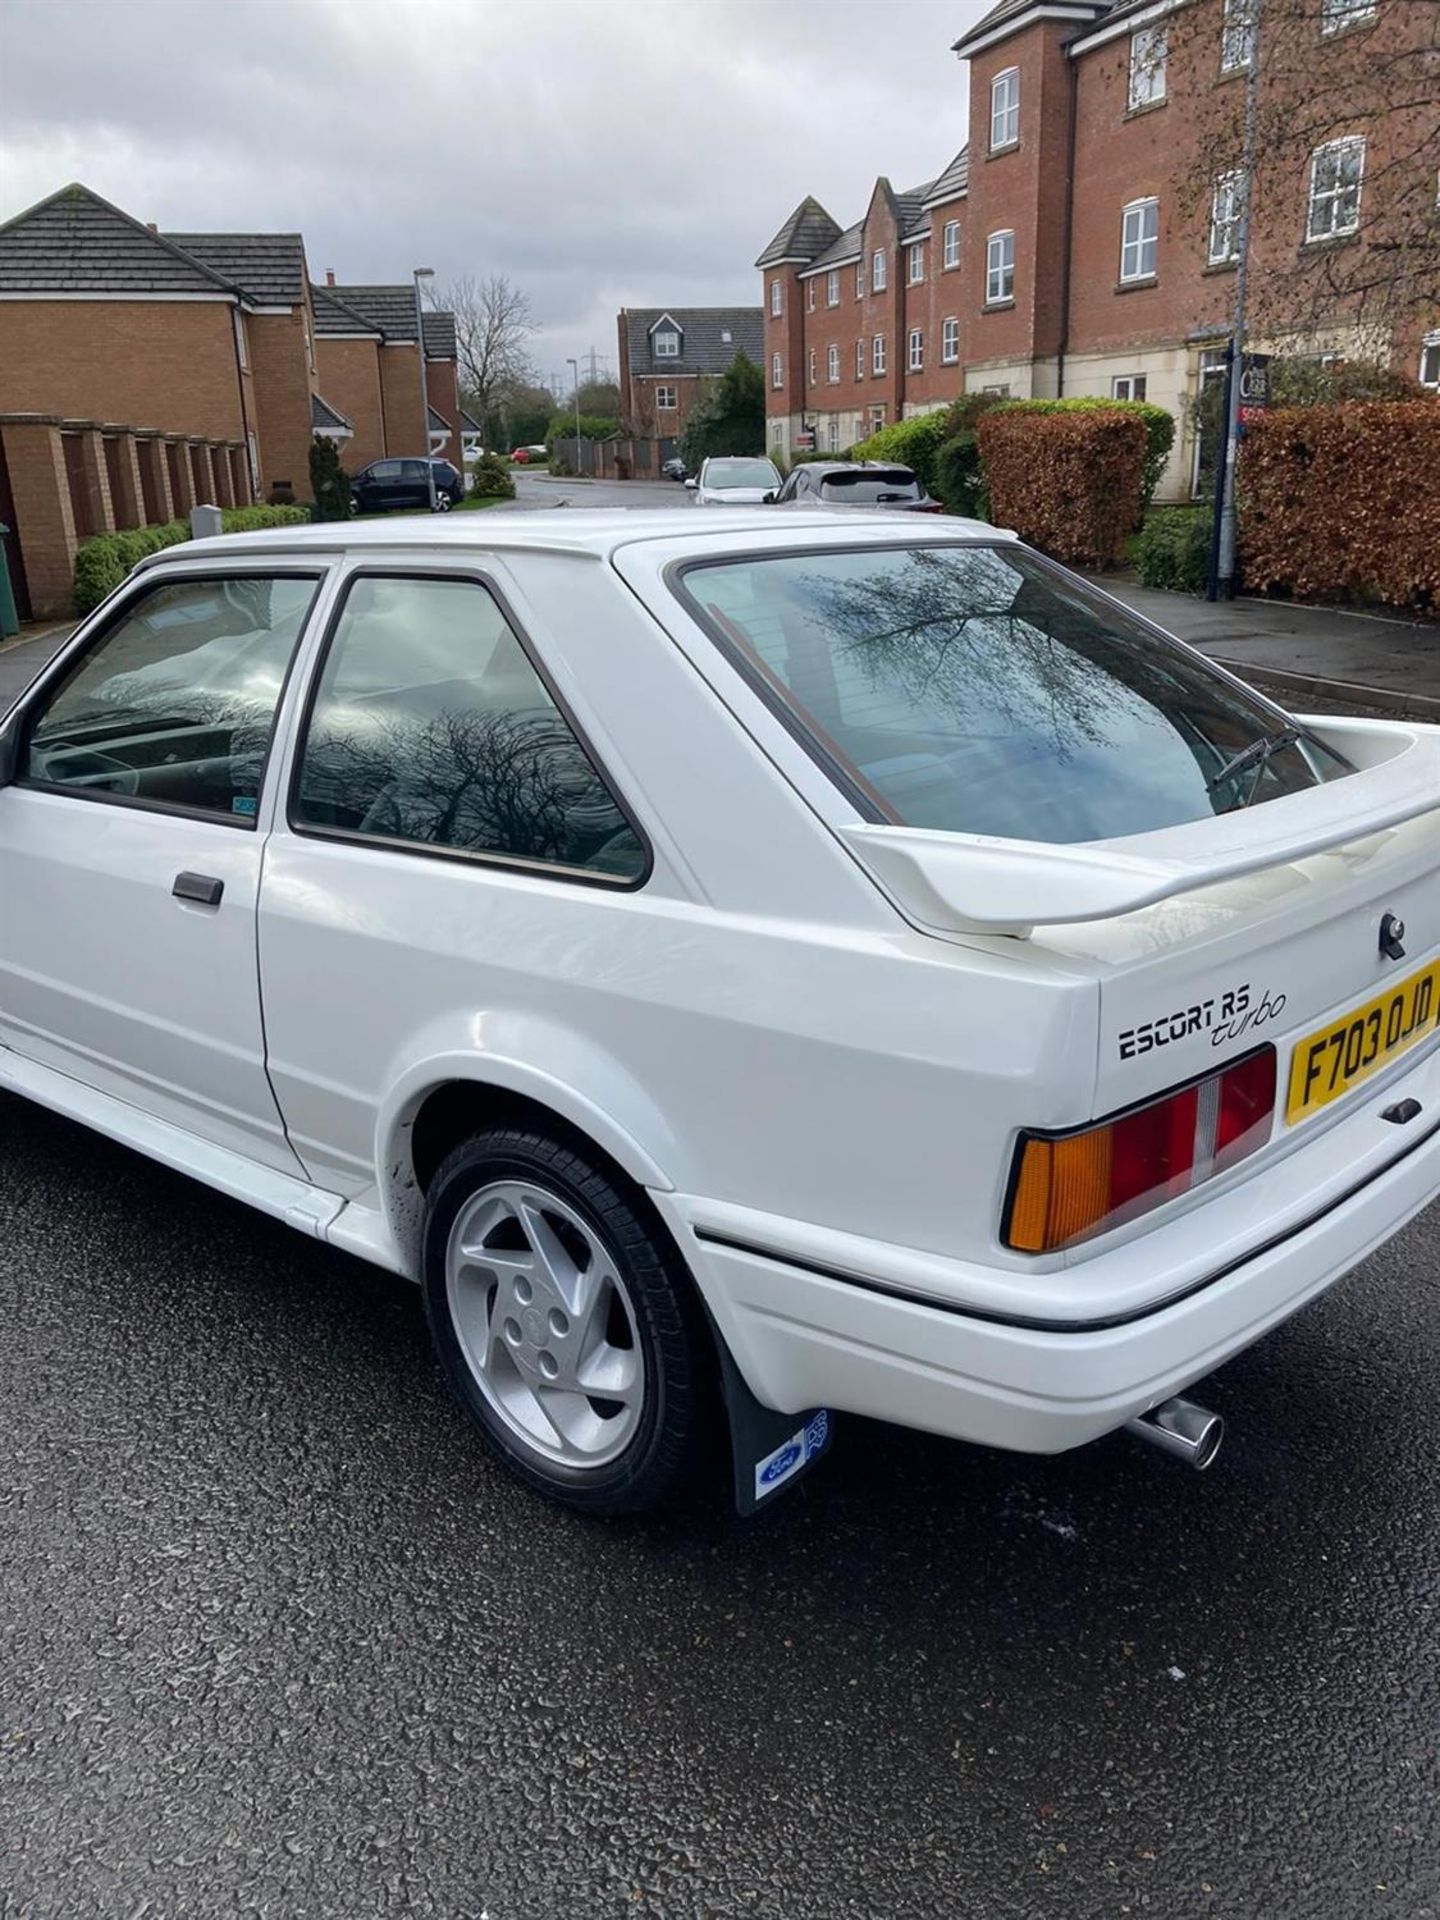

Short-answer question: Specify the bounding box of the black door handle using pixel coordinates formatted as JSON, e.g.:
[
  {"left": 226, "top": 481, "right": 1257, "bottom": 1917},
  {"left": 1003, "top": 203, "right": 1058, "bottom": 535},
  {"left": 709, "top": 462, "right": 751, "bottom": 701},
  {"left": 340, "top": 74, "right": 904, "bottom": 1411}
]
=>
[{"left": 173, "top": 871, "right": 224, "bottom": 907}]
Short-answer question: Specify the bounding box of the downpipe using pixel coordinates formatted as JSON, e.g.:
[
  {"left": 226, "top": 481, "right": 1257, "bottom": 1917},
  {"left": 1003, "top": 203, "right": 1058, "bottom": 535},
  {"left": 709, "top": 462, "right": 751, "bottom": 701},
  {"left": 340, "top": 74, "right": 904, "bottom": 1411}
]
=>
[{"left": 1126, "top": 1396, "right": 1225, "bottom": 1470}]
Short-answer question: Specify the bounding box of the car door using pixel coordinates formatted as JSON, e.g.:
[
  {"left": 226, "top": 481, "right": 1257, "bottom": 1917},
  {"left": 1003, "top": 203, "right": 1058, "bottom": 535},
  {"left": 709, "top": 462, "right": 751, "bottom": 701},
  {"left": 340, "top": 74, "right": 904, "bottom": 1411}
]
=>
[
  {"left": 257, "top": 568, "right": 649, "bottom": 1195},
  {"left": 0, "top": 564, "right": 328, "bottom": 1172},
  {"left": 399, "top": 460, "right": 430, "bottom": 508}
]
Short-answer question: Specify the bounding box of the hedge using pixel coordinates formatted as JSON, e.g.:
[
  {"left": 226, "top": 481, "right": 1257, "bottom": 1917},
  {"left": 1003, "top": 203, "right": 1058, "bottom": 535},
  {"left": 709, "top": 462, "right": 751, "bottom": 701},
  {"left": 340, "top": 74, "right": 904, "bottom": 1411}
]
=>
[
  {"left": 848, "top": 411, "right": 954, "bottom": 497},
  {"left": 977, "top": 407, "right": 1148, "bottom": 568},
  {"left": 72, "top": 504, "right": 311, "bottom": 614},
  {"left": 1134, "top": 506, "right": 1212, "bottom": 594},
  {"left": 991, "top": 396, "right": 1174, "bottom": 518},
  {"left": 1238, "top": 400, "right": 1440, "bottom": 610}
]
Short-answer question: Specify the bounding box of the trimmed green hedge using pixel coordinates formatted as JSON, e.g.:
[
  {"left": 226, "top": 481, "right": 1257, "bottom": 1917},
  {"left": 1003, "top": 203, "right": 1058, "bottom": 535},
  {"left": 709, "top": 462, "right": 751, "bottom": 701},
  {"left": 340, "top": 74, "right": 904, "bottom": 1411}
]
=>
[
  {"left": 848, "top": 411, "right": 954, "bottom": 497},
  {"left": 991, "top": 397, "right": 1175, "bottom": 516},
  {"left": 1133, "top": 506, "right": 1212, "bottom": 594},
  {"left": 72, "top": 504, "right": 312, "bottom": 614}
]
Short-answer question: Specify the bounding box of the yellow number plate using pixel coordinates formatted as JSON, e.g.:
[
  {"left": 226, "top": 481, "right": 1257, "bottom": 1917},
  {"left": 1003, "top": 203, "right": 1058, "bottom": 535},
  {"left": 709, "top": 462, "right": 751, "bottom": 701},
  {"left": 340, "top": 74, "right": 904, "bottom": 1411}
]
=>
[{"left": 1286, "top": 959, "right": 1440, "bottom": 1124}]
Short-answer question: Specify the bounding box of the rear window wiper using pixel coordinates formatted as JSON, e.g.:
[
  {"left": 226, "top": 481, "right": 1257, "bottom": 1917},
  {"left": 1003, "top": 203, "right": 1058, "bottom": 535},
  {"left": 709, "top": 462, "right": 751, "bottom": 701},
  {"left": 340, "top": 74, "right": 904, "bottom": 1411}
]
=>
[{"left": 1206, "top": 724, "right": 1303, "bottom": 801}]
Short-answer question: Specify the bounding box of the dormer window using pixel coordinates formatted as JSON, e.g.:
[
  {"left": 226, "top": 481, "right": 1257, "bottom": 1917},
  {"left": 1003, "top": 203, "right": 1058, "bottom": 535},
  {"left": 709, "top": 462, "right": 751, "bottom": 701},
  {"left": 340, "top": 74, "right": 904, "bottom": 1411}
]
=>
[{"left": 654, "top": 329, "right": 680, "bottom": 357}]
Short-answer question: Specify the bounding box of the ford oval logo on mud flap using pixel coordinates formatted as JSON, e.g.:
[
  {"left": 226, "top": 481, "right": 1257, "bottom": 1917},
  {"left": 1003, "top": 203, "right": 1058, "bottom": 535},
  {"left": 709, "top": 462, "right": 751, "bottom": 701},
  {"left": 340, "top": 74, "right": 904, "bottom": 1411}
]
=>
[{"left": 760, "top": 1443, "right": 803, "bottom": 1485}]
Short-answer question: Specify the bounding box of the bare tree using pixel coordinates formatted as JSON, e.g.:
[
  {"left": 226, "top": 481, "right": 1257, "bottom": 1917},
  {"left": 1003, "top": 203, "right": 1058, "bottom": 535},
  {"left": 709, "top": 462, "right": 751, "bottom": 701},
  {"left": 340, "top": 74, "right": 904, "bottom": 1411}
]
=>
[
  {"left": 1152, "top": 0, "right": 1440, "bottom": 350},
  {"left": 433, "top": 274, "right": 538, "bottom": 437}
]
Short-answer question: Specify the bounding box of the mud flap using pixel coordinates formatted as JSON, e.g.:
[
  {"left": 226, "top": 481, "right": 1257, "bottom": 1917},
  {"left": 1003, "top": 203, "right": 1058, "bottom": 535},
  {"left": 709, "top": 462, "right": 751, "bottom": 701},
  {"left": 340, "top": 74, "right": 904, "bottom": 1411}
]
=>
[{"left": 712, "top": 1326, "right": 834, "bottom": 1517}]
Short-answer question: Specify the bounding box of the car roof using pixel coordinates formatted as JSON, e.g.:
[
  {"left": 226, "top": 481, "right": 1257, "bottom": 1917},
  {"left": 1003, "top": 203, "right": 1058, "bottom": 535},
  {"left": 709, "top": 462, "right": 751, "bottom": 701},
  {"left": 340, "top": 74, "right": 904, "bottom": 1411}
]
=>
[
  {"left": 801, "top": 461, "right": 918, "bottom": 475},
  {"left": 154, "top": 507, "right": 1010, "bottom": 571}
]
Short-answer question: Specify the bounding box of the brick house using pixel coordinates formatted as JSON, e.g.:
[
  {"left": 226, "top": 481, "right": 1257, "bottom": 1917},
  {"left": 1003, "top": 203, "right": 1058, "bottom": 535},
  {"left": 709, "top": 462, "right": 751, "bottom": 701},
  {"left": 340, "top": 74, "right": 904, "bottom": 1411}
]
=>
[
  {"left": 617, "top": 306, "right": 764, "bottom": 451},
  {"left": 760, "top": 0, "right": 1437, "bottom": 497},
  {"left": 0, "top": 181, "right": 460, "bottom": 617}
]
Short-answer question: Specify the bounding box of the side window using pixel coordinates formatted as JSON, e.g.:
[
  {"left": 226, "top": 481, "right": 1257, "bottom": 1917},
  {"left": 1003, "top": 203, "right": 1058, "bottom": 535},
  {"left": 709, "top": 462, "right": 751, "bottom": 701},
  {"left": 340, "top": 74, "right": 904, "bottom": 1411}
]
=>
[
  {"left": 292, "top": 575, "right": 646, "bottom": 882},
  {"left": 25, "top": 574, "right": 318, "bottom": 821},
  {"left": 369, "top": 461, "right": 401, "bottom": 482},
  {"left": 401, "top": 460, "right": 430, "bottom": 482}
]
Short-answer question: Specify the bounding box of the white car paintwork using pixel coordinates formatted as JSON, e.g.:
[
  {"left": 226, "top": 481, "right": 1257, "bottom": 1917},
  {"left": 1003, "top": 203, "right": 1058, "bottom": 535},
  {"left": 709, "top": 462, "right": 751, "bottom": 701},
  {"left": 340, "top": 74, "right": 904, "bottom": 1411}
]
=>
[
  {"left": 1, "top": 510, "right": 1436, "bottom": 1468},
  {"left": 691, "top": 457, "right": 782, "bottom": 509}
]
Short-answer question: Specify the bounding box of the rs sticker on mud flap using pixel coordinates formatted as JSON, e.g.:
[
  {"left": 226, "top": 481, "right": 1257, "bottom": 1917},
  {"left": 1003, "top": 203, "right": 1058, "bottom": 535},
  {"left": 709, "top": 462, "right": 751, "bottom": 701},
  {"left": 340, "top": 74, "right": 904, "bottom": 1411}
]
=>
[{"left": 754, "top": 1410, "right": 831, "bottom": 1502}]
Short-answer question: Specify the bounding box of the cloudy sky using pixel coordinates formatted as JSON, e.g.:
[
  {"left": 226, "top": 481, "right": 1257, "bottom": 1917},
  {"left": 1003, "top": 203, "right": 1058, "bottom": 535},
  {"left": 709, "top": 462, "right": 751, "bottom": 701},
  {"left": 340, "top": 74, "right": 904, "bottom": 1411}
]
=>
[{"left": 0, "top": 0, "right": 983, "bottom": 392}]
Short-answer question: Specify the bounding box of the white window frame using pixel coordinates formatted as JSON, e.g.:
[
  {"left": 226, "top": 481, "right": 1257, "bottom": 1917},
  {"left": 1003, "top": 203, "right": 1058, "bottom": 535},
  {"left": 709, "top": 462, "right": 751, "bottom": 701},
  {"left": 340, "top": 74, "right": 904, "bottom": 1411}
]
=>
[
  {"left": 653, "top": 329, "right": 680, "bottom": 358},
  {"left": 907, "top": 241, "right": 925, "bottom": 284},
  {"left": 826, "top": 417, "right": 841, "bottom": 452},
  {"left": 1111, "top": 373, "right": 1147, "bottom": 401},
  {"left": 1419, "top": 331, "right": 1440, "bottom": 390},
  {"left": 826, "top": 269, "right": 840, "bottom": 307},
  {"left": 770, "top": 280, "right": 782, "bottom": 317},
  {"left": 1128, "top": 26, "right": 1167, "bottom": 109},
  {"left": 1321, "top": 0, "right": 1376, "bottom": 33},
  {"left": 985, "top": 230, "right": 1015, "bottom": 304},
  {"left": 1209, "top": 171, "right": 1244, "bottom": 265},
  {"left": 870, "top": 405, "right": 886, "bottom": 433},
  {"left": 990, "top": 67, "right": 1020, "bottom": 150},
  {"left": 806, "top": 280, "right": 815, "bottom": 312},
  {"left": 856, "top": 337, "right": 865, "bottom": 378},
  {"left": 856, "top": 260, "right": 865, "bottom": 298},
  {"left": 1220, "top": 0, "right": 1256, "bottom": 71},
  {"left": 827, "top": 343, "right": 840, "bottom": 384},
  {"left": 654, "top": 384, "right": 678, "bottom": 411},
  {"left": 808, "top": 347, "right": 817, "bottom": 387},
  {"left": 943, "top": 220, "right": 961, "bottom": 270},
  {"left": 908, "top": 328, "right": 923, "bottom": 372},
  {"left": 941, "top": 316, "right": 960, "bottom": 363},
  {"left": 1120, "top": 198, "right": 1159, "bottom": 282},
  {"left": 872, "top": 249, "right": 887, "bottom": 293},
  {"left": 232, "top": 308, "right": 249, "bottom": 371},
  {"left": 771, "top": 351, "right": 783, "bottom": 390},
  {"left": 1307, "top": 136, "right": 1365, "bottom": 241},
  {"left": 872, "top": 333, "right": 887, "bottom": 375}
]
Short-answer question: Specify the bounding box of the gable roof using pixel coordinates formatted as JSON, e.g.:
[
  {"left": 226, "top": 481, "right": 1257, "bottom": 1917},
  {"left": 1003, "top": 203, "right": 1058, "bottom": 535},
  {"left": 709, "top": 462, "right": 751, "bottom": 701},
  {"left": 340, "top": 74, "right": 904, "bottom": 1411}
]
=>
[
  {"left": 459, "top": 407, "right": 483, "bottom": 433},
  {"left": 922, "top": 147, "right": 971, "bottom": 209},
  {"left": 311, "top": 283, "right": 384, "bottom": 337},
  {"left": 755, "top": 196, "right": 843, "bottom": 269},
  {"left": 326, "top": 284, "right": 457, "bottom": 357},
  {"left": 799, "top": 220, "right": 865, "bottom": 276},
  {"left": 767, "top": 142, "right": 972, "bottom": 277},
  {"left": 620, "top": 306, "right": 763, "bottom": 377},
  {"left": 0, "top": 182, "right": 240, "bottom": 297},
  {"left": 311, "top": 392, "right": 353, "bottom": 432},
  {"left": 165, "top": 231, "right": 307, "bottom": 306},
  {"left": 952, "top": 0, "right": 1109, "bottom": 57}
]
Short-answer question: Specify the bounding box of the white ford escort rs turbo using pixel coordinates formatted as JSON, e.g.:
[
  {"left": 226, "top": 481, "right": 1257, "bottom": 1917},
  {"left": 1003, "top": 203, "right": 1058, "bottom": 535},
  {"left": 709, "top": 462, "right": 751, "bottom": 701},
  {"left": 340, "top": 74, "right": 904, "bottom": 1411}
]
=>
[{"left": 1, "top": 512, "right": 1436, "bottom": 1513}]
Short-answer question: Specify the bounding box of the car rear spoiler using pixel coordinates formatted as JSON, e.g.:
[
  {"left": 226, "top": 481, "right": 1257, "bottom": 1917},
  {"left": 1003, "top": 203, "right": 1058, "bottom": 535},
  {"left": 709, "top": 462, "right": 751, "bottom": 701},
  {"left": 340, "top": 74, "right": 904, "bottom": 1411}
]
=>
[{"left": 836, "top": 718, "right": 1440, "bottom": 938}]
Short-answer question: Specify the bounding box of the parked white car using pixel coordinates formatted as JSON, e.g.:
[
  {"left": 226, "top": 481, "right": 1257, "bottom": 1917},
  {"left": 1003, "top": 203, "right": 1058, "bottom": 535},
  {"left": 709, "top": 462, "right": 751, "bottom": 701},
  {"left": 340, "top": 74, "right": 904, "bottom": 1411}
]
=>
[
  {"left": 687, "top": 456, "right": 782, "bottom": 507},
  {"left": 2, "top": 513, "right": 1437, "bottom": 1515}
]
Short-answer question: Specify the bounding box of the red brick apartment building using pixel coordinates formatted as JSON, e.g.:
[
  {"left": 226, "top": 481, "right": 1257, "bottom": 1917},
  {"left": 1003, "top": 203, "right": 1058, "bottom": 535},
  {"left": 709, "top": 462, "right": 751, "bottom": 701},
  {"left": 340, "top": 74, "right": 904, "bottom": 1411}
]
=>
[
  {"left": 0, "top": 183, "right": 461, "bottom": 617},
  {"left": 759, "top": 0, "right": 1438, "bottom": 498},
  {"left": 617, "top": 306, "right": 765, "bottom": 445}
]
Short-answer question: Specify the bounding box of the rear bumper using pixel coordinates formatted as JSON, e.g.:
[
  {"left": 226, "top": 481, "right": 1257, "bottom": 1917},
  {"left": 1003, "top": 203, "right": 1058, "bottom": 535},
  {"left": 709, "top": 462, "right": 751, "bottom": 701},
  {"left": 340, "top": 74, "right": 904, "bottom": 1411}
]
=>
[{"left": 657, "top": 1113, "right": 1440, "bottom": 1457}]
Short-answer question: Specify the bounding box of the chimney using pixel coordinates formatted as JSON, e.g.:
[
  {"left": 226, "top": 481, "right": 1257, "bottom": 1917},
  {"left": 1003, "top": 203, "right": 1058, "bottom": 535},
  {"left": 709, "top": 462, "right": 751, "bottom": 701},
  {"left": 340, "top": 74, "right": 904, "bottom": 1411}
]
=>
[
  {"left": 145, "top": 222, "right": 158, "bottom": 234},
  {"left": 325, "top": 269, "right": 336, "bottom": 287}
]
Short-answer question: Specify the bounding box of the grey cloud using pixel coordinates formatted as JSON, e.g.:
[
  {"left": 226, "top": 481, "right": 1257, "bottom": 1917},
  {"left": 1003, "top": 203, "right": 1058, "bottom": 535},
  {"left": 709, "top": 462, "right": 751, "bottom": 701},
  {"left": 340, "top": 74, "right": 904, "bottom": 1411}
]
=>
[{"left": 0, "top": 0, "right": 981, "bottom": 386}]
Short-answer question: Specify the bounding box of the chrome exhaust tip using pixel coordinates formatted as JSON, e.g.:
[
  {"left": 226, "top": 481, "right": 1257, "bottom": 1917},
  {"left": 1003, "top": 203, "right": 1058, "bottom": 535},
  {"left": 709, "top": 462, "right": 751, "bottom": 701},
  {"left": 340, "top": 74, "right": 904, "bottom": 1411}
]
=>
[{"left": 1126, "top": 1396, "right": 1225, "bottom": 1471}]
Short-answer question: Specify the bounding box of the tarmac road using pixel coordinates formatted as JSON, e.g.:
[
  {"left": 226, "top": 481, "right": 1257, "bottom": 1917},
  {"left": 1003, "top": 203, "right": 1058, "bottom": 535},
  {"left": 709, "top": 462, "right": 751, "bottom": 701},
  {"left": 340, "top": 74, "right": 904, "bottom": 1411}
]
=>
[{"left": 1, "top": 1092, "right": 1437, "bottom": 1920}]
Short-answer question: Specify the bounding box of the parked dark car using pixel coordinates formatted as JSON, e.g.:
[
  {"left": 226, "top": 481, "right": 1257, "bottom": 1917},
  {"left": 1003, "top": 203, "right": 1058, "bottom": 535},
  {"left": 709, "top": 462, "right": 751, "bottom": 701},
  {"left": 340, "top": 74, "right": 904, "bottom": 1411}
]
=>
[
  {"left": 350, "top": 458, "right": 464, "bottom": 514},
  {"left": 661, "top": 457, "right": 688, "bottom": 481},
  {"left": 769, "top": 461, "right": 941, "bottom": 511}
]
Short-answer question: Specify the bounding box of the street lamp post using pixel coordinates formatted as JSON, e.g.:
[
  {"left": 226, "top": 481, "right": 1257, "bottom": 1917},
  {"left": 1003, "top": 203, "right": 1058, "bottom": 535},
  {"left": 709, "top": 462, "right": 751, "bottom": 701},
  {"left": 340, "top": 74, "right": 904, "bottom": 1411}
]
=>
[
  {"left": 413, "top": 267, "right": 437, "bottom": 511},
  {"left": 1209, "top": 0, "right": 1261, "bottom": 600},
  {"left": 566, "top": 356, "right": 582, "bottom": 477}
]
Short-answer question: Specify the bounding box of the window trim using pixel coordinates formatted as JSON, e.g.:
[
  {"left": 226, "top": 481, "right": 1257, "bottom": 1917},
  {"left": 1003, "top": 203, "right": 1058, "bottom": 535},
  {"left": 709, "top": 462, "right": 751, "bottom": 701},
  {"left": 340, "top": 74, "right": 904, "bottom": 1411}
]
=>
[
  {"left": 653, "top": 329, "right": 680, "bottom": 358},
  {"left": 986, "top": 229, "right": 1015, "bottom": 304},
  {"left": 941, "top": 316, "right": 960, "bottom": 363},
  {"left": 1120, "top": 197, "right": 1159, "bottom": 283},
  {"left": 872, "top": 332, "right": 887, "bottom": 375},
  {"left": 990, "top": 66, "right": 1020, "bottom": 150},
  {"left": 1111, "top": 373, "right": 1148, "bottom": 401},
  {"left": 1418, "top": 330, "right": 1440, "bottom": 390},
  {"left": 872, "top": 248, "right": 887, "bottom": 292},
  {"left": 1219, "top": 0, "right": 1256, "bottom": 71},
  {"left": 770, "top": 279, "right": 782, "bottom": 316},
  {"left": 1209, "top": 170, "right": 1244, "bottom": 265},
  {"left": 908, "top": 327, "right": 923, "bottom": 372},
  {"left": 907, "top": 241, "right": 925, "bottom": 284},
  {"left": 1320, "top": 0, "right": 1376, "bottom": 33},
  {"left": 771, "top": 351, "right": 784, "bottom": 389},
  {"left": 827, "top": 343, "right": 840, "bottom": 383},
  {"left": 12, "top": 566, "right": 326, "bottom": 832},
  {"left": 826, "top": 269, "right": 840, "bottom": 307},
  {"left": 1307, "top": 135, "right": 1365, "bottom": 242},
  {"left": 284, "top": 567, "right": 653, "bottom": 893},
  {"left": 1127, "top": 24, "right": 1167, "bottom": 109},
  {"left": 654, "top": 383, "right": 678, "bottom": 411},
  {"left": 943, "top": 219, "right": 961, "bottom": 270}
]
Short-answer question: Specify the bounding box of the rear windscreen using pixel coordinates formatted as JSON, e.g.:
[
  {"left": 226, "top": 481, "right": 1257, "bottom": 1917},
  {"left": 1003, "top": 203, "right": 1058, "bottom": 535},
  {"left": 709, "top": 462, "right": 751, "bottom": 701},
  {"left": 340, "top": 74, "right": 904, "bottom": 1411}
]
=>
[
  {"left": 675, "top": 543, "right": 1353, "bottom": 845},
  {"left": 818, "top": 471, "right": 922, "bottom": 503}
]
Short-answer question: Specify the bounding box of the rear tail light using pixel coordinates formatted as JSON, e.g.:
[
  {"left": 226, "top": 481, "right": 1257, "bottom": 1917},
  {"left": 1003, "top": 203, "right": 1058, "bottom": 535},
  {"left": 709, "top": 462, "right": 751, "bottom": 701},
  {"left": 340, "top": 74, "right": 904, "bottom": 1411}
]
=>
[{"left": 1004, "top": 1047, "right": 1277, "bottom": 1254}]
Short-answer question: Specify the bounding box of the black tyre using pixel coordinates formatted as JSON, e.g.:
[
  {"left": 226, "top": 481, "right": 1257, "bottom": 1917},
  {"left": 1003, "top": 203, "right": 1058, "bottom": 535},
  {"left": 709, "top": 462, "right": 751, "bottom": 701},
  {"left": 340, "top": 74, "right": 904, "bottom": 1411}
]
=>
[{"left": 421, "top": 1126, "right": 713, "bottom": 1515}]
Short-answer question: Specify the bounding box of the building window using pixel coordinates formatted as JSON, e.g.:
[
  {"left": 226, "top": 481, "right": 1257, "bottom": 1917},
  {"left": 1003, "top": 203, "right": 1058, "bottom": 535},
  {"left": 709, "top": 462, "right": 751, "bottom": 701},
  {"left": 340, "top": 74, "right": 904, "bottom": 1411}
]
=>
[
  {"left": 873, "top": 333, "right": 887, "bottom": 375},
  {"left": 770, "top": 420, "right": 785, "bottom": 449},
  {"left": 985, "top": 230, "right": 1015, "bottom": 303},
  {"left": 806, "top": 280, "right": 815, "bottom": 312},
  {"left": 1307, "top": 136, "right": 1365, "bottom": 240},
  {"left": 827, "top": 269, "right": 840, "bottom": 307},
  {"left": 872, "top": 249, "right": 887, "bottom": 292},
  {"left": 1112, "top": 374, "right": 1148, "bottom": 401},
  {"left": 908, "top": 242, "right": 925, "bottom": 284},
  {"left": 1120, "top": 198, "right": 1159, "bottom": 282},
  {"left": 941, "top": 316, "right": 960, "bottom": 363},
  {"left": 1128, "top": 26, "right": 1167, "bottom": 109},
  {"left": 655, "top": 384, "right": 677, "bottom": 411},
  {"left": 827, "top": 417, "right": 841, "bottom": 452},
  {"left": 1209, "top": 172, "right": 1244, "bottom": 264},
  {"left": 943, "top": 220, "right": 961, "bottom": 270},
  {"left": 870, "top": 405, "right": 886, "bottom": 433},
  {"left": 771, "top": 352, "right": 783, "bottom": 389},
  {"left": 990, "top": 67, "right": 1020, "bottom": 149},
  {"left": 232, "top": 308, "right": 249, "bottom": 371},
  {"left": 827, "top": 344, "right": 840, "bottom": 383},
  {"left": 856, "top": 337, "right": 865, "bottom": 378},
  {"left": 1321, "top": 0, "right": 1376, "bottom": 31},
  {"left": 856, "top": 260, "right": 865, "bottom": 298},
  {"left": 1419, "top": 332, "right": 1440, "bottom": 389},
  {"left": 808, "top": 348, "right": 817, "bottom": 387},
  {"left": 654, "top": 329, "right": 679, "bottom": 357},
  {"left": 908, "top": 328, "right": 923, "bottom": 372},
  {"left": 1220, "top": 0, "right": 1256, "bottom": 70}
]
